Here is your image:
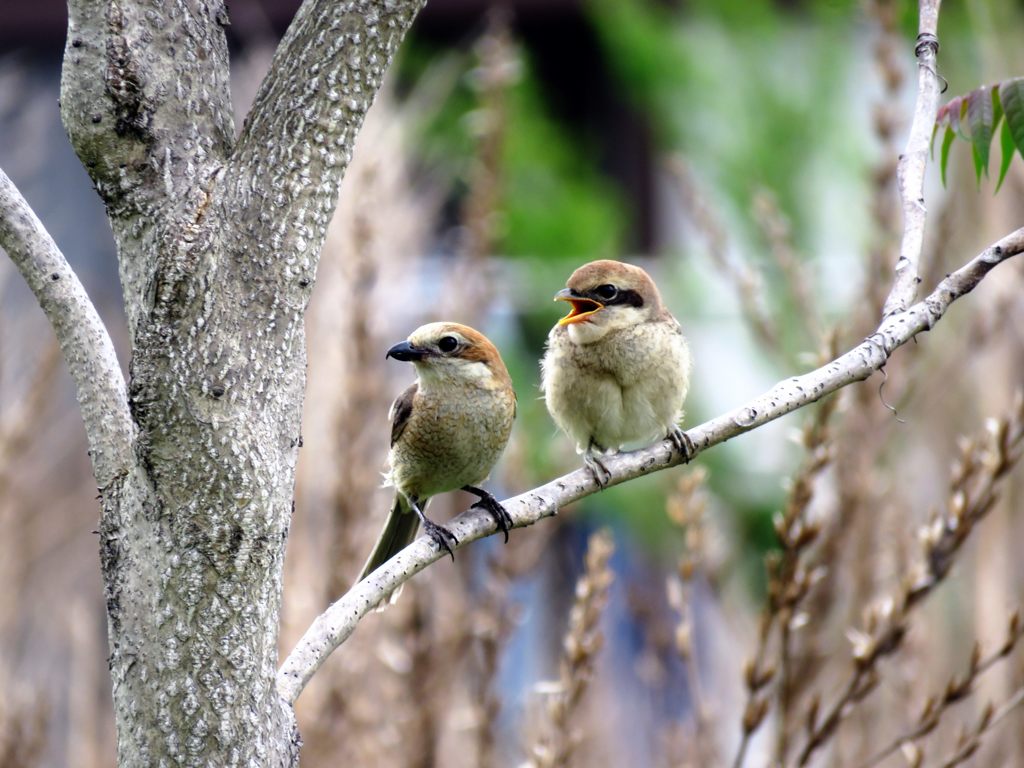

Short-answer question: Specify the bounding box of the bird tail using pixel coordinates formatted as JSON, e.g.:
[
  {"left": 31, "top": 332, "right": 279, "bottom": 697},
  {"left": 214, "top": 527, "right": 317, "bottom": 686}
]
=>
[{"left": 356, "top": 495, "right": 421, "bottom": 604}]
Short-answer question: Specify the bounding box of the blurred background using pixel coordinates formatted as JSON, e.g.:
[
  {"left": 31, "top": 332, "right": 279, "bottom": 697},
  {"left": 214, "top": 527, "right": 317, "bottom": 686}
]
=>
[{"left": 3, "top": 0, "right": 1024, "bottom": 766}]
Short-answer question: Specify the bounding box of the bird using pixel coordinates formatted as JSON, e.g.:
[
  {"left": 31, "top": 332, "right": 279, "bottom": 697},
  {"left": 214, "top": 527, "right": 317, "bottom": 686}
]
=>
[
  {"left": 541, "top": 259, "right": 692, "bottom": 486},
  {"left": 357, "top": 321, "right": 517, "bottom": 589}
]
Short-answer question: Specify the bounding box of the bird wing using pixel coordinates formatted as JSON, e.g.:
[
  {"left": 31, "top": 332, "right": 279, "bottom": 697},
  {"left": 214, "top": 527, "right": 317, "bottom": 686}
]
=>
[{"left": 389, "top": 382, "right": 418, "bottom": 447}]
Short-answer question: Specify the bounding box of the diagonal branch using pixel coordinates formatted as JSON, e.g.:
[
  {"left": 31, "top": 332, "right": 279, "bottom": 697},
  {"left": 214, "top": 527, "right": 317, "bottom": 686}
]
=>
[
  {"left": 276, "top": 224, "right": 1024, "bottom": 706},
  {"left": 224, "top": 0, "right": 426, "bottom": 287},
  {"left": 881, "top": 0, "right": 944, "bottom": 317},
  {"left": 0, "top": 168, "right": 134, "bottom": 490}
]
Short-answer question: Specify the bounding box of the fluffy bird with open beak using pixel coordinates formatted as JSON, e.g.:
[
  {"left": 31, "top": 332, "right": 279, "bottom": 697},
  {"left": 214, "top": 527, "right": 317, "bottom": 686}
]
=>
[
  {"left": 357, "top": 322, "right": 517, "bottom": 587},
  {"left": 542, "top": 259, "right": 691, "bottom": 485}
]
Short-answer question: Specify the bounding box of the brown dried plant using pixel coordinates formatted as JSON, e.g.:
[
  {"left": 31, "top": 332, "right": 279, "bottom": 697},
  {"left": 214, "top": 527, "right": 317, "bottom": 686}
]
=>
[
  {"left": 528, "top": 529, "right": 616, "bottom": 768},
  {"left": 934, "top": 678, "right": 1024, "bottom": 768},
  {"left": 859, "top": 610, "right": 1024, "bottom": 767},
  {"left": 816, "top": 12, "right": 922, "bottom": 755},
  {"left": 794, "top": 393, "right": 1024, "bottom": 767},
  {"left": 665, "top": 466, "right": 720, "bottom": 767},
  {"left": 750, "top": 189, "right": 821, "bottom": 346},
  {"left": 458, "top": 10, "right": 517, "bottom": 265},
  {"left": 438, "top": 10, "right": 520, "bottom": 322},
  {"left": 469, "top": 523, "right": 557, "bottom": 768},
  {"left": 864, "top": 0, "right": 905, "bottom": 319},
  {"left": 0, "top": 340, "right": 60, "bottom": 494},
  {"left": 668, "top": 157, "right": 780, "bottom": 353},
  {"left": 0, "top": 321, "right": 58, "bottom": 768},
  {"left": 731, "top": 392, "right": 839, "bottom": 768}
]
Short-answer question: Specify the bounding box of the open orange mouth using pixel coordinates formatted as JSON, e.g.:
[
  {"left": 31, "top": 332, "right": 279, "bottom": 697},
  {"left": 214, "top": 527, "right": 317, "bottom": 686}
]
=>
[{"left": 556, "top": 296, "right": 604, "bottom": 325}]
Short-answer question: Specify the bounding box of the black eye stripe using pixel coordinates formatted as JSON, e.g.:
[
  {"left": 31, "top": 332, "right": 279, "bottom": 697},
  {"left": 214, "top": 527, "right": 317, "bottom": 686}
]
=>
[
  {"left": 615, "top": 289, "right": 644, "bottom": 308},
  {"left": 587, "top": 287, "right": 644, "bottom": 308}
]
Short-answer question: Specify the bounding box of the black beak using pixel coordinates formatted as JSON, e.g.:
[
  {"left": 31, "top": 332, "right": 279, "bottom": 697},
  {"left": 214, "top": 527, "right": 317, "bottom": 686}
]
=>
[
  {"left": 554, "top": 287, "right": 583, "bottom": 301},
  {"left": 386, "top": 340, "right": 428, "bottom": 362}
]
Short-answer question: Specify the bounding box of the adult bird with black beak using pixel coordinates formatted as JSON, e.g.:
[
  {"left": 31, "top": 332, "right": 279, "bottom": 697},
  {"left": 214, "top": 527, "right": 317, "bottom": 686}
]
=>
[{"left": 357, "top": 322, "right": 517, "bottom": 594}]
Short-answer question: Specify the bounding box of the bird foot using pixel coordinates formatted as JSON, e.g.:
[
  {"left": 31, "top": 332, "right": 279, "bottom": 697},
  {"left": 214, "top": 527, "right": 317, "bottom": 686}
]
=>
[
  {"left": 422, "top": 518, "right": 459, "bottom": 561},
  {"left": 464, "top": 485, "right": 513, "bottom": 543},
  {"left": 668, "top": 426, "right": 695, "bottom": 463},
  {"left": 584, "top": 452, "right": 612, "bottom": 488}
]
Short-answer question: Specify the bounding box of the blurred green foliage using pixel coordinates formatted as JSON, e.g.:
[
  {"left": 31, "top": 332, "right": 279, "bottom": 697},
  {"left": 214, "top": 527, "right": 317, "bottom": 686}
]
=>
[
  {"left": 399, "top": 37, "right": 626, "bottom": 259},
  {"left": 590, "top": 0, "right": 858, "bottom": 249}
]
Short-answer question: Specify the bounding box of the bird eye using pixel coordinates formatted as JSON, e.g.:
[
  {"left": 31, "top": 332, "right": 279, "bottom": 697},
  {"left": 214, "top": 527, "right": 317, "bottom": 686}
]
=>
[
  {"left": 594, "top": 284, "right": 618, "bottom": 301},
  {"left": 437, "top": 336, "right": 459, "bottom": 353}
]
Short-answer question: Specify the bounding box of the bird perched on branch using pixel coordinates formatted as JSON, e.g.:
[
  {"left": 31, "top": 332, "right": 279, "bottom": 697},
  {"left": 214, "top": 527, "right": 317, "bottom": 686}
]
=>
[
  {"left": 357, "top": 322, "right": 516, "bottom": 588},
  {"left": 542, "top": 259, "right": 692, "bottom": 486}
]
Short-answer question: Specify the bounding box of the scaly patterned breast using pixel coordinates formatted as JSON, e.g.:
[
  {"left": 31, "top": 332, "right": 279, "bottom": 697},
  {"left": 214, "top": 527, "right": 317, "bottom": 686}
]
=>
[{"left": 390, "top": 385, "right": 514, "bottom": 500}]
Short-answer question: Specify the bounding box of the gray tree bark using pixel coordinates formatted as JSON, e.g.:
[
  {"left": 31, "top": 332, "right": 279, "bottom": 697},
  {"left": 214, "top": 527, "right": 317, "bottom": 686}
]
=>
[{"left": 12, "top": 0, "right": 424, "bottom": 765}]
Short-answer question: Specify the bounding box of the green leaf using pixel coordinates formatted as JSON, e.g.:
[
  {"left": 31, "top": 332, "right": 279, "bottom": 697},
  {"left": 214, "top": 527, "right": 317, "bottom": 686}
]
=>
[
  {"left": 967, "top": 86, "right": 993, "bottom": 181},
  {"left": 940, "top": 125, "right": 956, "bottom": 186},
  {"left": 996, "top": 117, "right": 1015, "bottom": 192},
  {"left": 1000, "top": 78, "right": 1024, "bottom": 160}
]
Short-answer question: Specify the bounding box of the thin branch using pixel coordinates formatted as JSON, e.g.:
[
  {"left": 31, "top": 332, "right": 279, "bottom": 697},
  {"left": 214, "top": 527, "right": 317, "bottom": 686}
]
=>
[
  {"left": 859, "top": 609, "right": 1024, "bottom": 768},
  {"left": 751, "top": 189, "right": 822, "bottom": 343},
  {"left": 937, "top": 685, "right": 1024, "bottom": 768},
  {"left": 865, "top": 0, "right": 906, "bottom": 317},
  {"left": 731, "top": 391, "right": 837, "bottom": 768},
  {"left": 0, "top": 168, "right": 134, "bottom": 490},
  {"left": 276, "top": 224, "right": 1024, "bottom": 705},
  {"left": 881, "top": 0, "right": 944, "bottom": 317},
  {"left": 0, "top": 341, "right": 60, "bottom": 477},
  {"left": 666, "top": 468, "right": 720, "bottom": 767}
]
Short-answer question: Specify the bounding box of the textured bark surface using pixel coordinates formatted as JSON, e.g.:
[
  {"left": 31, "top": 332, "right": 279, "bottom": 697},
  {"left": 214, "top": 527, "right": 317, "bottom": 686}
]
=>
[
  {"left": 881, "top": 0, "right": 943, "bottom": 318},
  {"left": 51, "top": 0, "right": 425, "bottom": 764}
]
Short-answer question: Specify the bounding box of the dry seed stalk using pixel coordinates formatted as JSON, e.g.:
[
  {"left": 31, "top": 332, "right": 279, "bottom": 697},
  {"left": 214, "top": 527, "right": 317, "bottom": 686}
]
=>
[
  {"left": 859, "top": 609, "right": 1024, "bottom": 767},
  {"left": 795, "top": 393, "right": 1024, "bottom": 767},
  {"left": 864, "top": 0, "right": 906, "bottom": 318},
  {"left": 528, "top": 529, "right": 616, "bottom": 768},
  {"left": 731, "top": 393, "right": 837, "bottom": 768},
  {"left": 936, "top": 683, "right": 1024, "bottom": 768},
  {"left": 472, "top": 525, "right": 557, "bottom": 768},
  {"left": 665, "top": 467, "right": 718, "bottom": 766},
  {"left": 667, "top": 156, "right": 780, "bottom": 352},
  {"left": 750, "top": 189, "right": 821, "bottom": 343}
]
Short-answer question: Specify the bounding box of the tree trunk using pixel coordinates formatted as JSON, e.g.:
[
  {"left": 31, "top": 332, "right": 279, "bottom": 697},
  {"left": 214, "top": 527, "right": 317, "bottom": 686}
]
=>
[{"left": 55, "top": 0, "right": 425, "bottom": 763}]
